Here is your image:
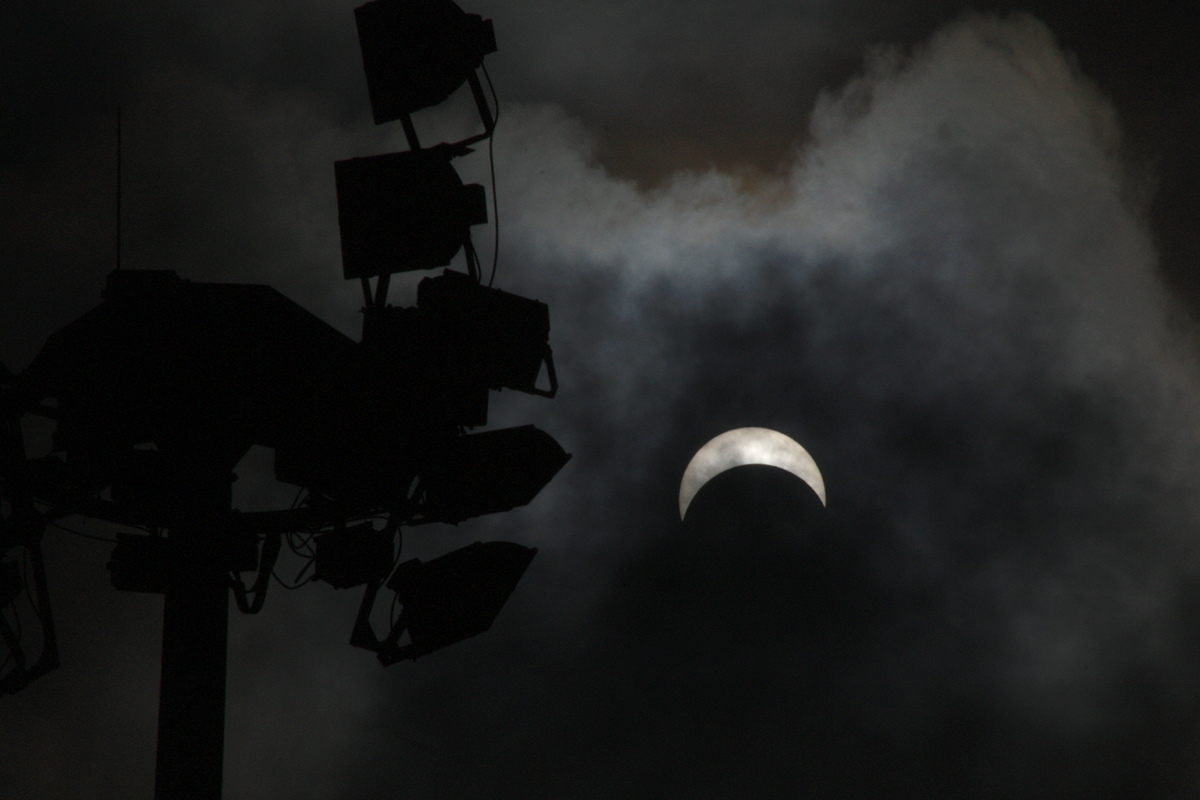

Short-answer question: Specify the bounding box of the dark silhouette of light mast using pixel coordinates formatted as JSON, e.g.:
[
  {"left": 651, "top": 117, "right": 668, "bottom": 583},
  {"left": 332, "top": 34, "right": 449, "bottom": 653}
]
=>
[
  {"left": 1, "top": 3, "right": 568, "bottom": 798},
  {"left": 153, "top": 457, "right": 235, "bottom": 800}
]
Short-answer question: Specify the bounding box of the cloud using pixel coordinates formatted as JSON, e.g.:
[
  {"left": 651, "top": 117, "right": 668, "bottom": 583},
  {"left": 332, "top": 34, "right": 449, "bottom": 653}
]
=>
[
  {"left": 330, "top": 13, "right": 1200, "bottom": 797},
  {"left": 5, "top": 8, "right": 1200, "bottom": 799}
]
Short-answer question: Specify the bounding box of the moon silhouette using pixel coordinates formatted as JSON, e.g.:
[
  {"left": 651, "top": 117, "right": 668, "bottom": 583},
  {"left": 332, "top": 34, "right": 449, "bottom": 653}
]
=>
[{"left": 679, "top": 427, "right": 826, "bottom": 519}]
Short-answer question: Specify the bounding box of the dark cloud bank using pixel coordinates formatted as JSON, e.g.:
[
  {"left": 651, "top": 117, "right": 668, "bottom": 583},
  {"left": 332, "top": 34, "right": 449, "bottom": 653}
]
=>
[{"left": 4, "top": 5, "right": 1200, "bottom": 799}]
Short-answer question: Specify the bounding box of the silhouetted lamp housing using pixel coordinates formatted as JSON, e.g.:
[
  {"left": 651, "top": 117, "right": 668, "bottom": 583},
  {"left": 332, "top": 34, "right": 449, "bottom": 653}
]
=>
[
  {"left": 421, "top": 425, "right": 570, "bottom": 524},
  {"left": 383, "top": 541, "right": 535, "bottom": 661},
  {"left": 336, "top": 149, "right": 488, "bottom": 279},
  {"left": 355, "top": 0, "right": 496, "bottom": 124},
  {"left": 418, "top": 270, "right": 557, "bottom": 396}
]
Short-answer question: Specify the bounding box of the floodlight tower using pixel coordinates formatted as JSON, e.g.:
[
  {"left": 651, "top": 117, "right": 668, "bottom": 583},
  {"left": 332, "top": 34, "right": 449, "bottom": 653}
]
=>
[
  {"left": 1, "top": 4, "right": 568, "bottom": 800},
  {"left": 328, "top": 0, "right": 565, "bottom": 666}
]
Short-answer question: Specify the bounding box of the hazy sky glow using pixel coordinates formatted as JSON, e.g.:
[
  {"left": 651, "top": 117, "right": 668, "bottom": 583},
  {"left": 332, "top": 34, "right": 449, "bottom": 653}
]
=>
[{"left": 2, "top": 2, "right": 1200, "bottom": 798}]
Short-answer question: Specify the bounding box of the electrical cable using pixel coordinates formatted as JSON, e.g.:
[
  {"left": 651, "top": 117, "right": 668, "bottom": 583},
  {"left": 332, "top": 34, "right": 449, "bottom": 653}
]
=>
[
  {"left": 464, "top": 236, "right": 481, "bottom": 283},
  {"left": 271, "top": 560, "right": 315, "bottom": 590},
  {"left": 3, "top": 593, "right": 20, "bottom": 644},
  {"left": 291, "top": 557, "right": 315, "bottom": 586},
  {"left": 49, "top": 521, "right": 118, "bottom": 544},
  {"left": 273, "top": 523, "right": 317, "bottom": 589},
  {"left": 231, "top": 532, "right": 281, "bottom": 614},
  {"left": 21, "top": 546, "right": 44, "bottom": 630},
  {"left": 0, "top": 557, "right": 24, "bottom": 674},
  {"left": 12, "top": 553, "right": 25, "bottom": 641},
  {"left": 483, "top": 62, "right": 501, "bottom": 287},
  {"left": 286, "top": 530, "right": 316, "bottom": 558}
]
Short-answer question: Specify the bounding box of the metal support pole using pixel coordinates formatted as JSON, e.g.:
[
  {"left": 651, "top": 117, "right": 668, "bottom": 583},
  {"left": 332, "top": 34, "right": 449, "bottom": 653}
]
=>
[
  {"left": 400, "top": 113, "right": 421, "bottom": 151},
  {"left": 153, "top": 470, "right": 232, "bottom": 800}
]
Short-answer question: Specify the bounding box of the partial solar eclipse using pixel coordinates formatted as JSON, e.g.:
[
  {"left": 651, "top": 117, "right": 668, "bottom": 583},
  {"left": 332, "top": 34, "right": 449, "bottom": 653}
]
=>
[{"left": 679, "top": 427, "right": 826, "bottom": 520}]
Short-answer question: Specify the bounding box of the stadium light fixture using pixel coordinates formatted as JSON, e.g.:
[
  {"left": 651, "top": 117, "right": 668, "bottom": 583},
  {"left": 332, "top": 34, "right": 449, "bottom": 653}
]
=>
[
  {"left": 417, "top": 270, "right": 558, "bottom": 397},
  {"left": 379, "top": 540, "right": 536, "bottom": 662},
  {"left": 335, "top": 148, "right": 487, "bottom": 280},
  {"left": 355, "top": 0, "right": 497, "bottom": 126},
  {"left": 418, "top": 425, "right": 570, "bottom": 524}
]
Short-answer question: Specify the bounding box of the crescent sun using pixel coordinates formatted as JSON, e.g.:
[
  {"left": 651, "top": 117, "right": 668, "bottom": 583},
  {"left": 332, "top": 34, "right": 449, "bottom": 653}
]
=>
[{"left": 678, "top": 427, "right": 826, "bottom": 520}]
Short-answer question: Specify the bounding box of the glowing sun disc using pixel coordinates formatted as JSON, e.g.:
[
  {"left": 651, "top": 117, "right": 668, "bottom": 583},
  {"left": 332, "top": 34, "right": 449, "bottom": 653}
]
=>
[{"left": 679, "top": 427, "right": 826, "bottom": 519}]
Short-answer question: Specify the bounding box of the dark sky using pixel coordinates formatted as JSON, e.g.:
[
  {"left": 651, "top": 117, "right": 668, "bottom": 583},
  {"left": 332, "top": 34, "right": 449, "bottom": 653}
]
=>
[{"left": 3, "top": 1, "right": 1200, "bottom": 798}]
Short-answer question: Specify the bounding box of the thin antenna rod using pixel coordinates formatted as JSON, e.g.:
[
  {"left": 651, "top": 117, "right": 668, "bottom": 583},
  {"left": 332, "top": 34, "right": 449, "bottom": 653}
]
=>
[{"left": 116, "top": 105, "right": 122, "bottom": 271}]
